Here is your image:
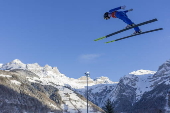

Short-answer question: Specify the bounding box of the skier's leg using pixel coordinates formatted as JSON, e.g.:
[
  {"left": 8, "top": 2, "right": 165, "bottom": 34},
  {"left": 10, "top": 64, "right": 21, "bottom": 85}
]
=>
[
  {"left": 116, "top": 12, "right": 140, "bottom": 32},
  {"left": 134, "top": 26, "right": 140, "bottom": 32},
  {"left": 116, "top": 12, "right": 133, "bottom": 24},
  {"left": 123, "top": 17, "right": 140, "bottom": 31}
]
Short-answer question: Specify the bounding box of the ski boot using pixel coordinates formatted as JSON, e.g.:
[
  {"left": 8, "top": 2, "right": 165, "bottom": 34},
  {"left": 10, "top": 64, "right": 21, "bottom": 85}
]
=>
[
  {"left": 125, "top": 24, "right": 135, "bottom": 29},
  {"left": 133, "top": 30, "right": 142, "bottom": 35}
]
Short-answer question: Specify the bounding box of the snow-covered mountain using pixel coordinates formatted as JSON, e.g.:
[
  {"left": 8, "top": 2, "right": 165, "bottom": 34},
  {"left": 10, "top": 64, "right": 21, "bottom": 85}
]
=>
[
  {"left": 0, "top": 59, "right": 114, "bottom": 89},
  {"left": 0, "top": 59, "right": 114, "bottom": 113},
  {"left": 119, "top": 69, "right": 156, "bottom": 101},
  {"left": 0, "top": 59, "right": 170, "bottom": 113},
  {"left": 77, "top": 69, "right": 157, "bottom": 107},
  {"left": 77, "top": 60, "right": 170, "bottom": 113},
  {"left": 0, "top": 59, "right": 107, "bottom": 113}
]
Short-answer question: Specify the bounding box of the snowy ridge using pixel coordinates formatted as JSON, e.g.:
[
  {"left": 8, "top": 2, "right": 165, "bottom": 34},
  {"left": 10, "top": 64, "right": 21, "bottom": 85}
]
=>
[
  {"left": 123, "top": 69, "right": 156, "bottom": 87},
  {"left": 78, "top": 69, "right": 157, "bottom": 107},
  {"left": 129, "top": 69, "right": 156, "bottom": 75},
  {"left": 0, "top": 59, "right": 61, "bottom": 77},
  {"left": 152, "top": 60, "right": 170, "bottom": 86},
  {"left": 94, "top": 76, "right": 116, "bottom": 84},
  {"left": 0, "top": 59, "right": 115, "bottom": 89},
  {"left": 1, "top": 59, "right": 26, "bottom": 70}
]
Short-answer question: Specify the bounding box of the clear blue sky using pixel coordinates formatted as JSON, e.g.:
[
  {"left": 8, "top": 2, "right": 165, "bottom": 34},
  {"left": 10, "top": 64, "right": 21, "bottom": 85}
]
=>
[{"left": 0, "top": 0, "right": 169, "bottom": 81}]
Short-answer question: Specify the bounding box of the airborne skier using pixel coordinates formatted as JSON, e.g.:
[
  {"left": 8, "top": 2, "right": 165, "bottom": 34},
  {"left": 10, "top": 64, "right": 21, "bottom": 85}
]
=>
[
  {"left": 94, "top": 6, "right": 163, "bottom": 43},
  {"left": 104, "top": 5, "right": 142, "bottom": 34}
]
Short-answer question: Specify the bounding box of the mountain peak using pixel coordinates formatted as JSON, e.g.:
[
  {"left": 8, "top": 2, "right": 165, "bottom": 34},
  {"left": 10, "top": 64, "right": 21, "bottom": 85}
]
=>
[
  {"left": 93, "top": 76, "right": 115, "bottom": 84},
  {"left": 11, "top": 59, "right": 23, "bottom": 64},
  {"left": 129, "top": 69, "right": 156, "bottom": 76},
  {"left": 0, "top": 59, "right": 26, "bottom": 70},
  {"left": 0, "top": 59, "right": 61, "bottom": 77}
]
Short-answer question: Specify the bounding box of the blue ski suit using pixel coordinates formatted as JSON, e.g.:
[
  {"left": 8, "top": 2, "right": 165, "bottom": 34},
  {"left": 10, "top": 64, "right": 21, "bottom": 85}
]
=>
[{"left": 109, "top": 6, "right": 140, "bottom": 32}]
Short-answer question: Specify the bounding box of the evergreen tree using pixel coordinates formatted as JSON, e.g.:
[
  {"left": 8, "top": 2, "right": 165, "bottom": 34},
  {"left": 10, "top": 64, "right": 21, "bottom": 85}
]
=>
[{"left": 103, "top": 99, "right": 114, "bottom": 113}]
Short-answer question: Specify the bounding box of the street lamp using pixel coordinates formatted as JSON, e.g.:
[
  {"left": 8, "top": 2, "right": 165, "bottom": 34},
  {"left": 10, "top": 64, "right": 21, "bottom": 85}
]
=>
[{"left": 85, "top": 72, "right": 90, "bottom": 113}]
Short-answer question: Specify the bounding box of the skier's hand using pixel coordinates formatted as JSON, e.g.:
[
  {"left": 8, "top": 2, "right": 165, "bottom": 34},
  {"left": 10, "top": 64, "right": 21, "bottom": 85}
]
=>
[
  {"left": 121, "top": 5, "right": 126, "bottom": 9},
  {"left": 128, "top": 9, "right": 133, "bottom": 12}
]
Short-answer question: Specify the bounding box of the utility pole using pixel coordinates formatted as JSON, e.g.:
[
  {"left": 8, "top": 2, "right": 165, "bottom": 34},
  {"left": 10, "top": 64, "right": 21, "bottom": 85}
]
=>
[{"left": 85, "top": 72, "right": 90, "bottom": 113}]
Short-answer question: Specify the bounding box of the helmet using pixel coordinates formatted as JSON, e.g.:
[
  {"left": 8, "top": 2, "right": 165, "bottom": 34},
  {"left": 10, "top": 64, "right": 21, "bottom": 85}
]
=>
[{"left": 104, "top": 12, "right": 110, "bottom": 20}]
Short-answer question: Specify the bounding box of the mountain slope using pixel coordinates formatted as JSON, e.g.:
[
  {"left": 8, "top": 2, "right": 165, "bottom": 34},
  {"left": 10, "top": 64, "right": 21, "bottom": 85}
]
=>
[{"left": 0, "top": 69, "right": 105, "bottom": 113}]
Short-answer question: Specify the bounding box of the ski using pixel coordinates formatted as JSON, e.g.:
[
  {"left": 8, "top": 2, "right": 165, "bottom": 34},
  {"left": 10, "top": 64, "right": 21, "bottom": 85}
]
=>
[
  {"left": 94, "top": 18, "right": 158, "bottom": 41},
  {"left": 105, "top": 28, "right": 163, "bottom": 43}
]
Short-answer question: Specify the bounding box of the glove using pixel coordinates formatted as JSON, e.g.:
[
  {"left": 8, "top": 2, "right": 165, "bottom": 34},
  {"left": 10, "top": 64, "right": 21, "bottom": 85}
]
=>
[
  {"left": 128, "top": 9, "right": 133, "bottom": 12},
  {"left": 121, "top": 5, "right": 126, "bottom": 9}
]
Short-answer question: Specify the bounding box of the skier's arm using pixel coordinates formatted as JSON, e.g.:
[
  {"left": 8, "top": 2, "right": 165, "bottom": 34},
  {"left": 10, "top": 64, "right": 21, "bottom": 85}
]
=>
[
  {"left": 109, "top": 6, "right": 121, "bottom": 13},
  {"left": 109, "top": 6, "right": 126, "bottom": 13},
  {"left": 124, "top": 9, "right": 133, "bottom": 13}
]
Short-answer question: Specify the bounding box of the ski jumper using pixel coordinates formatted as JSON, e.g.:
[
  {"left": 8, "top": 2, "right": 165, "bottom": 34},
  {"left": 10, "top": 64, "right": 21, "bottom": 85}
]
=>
[{"left": 109, "top": 7, "right": 140, "bottom": 32}]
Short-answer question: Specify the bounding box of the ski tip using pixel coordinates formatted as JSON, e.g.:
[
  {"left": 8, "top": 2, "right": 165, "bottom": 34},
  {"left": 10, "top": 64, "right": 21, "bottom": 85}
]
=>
[
  {"left": 94, "top": 36, "right": 106, "bottom": 41},
  {"left": 105, "top": 40, "right": 115, "bottom": 44},
  {"left": 94, "top": 39, "right": 101, "bottom": 41}
]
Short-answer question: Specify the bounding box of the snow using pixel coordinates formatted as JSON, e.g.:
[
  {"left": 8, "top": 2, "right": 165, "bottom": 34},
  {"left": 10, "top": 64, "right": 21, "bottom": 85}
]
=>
[
  {"left": 25, "top": 77, "right": 103, "bottom": 112},
  {"left": 27, "top": 77, "right": 38, "bottom": 83},
  {"left": 134, "top": 75, "right": 153, "bottom": 101},
  {"left": 129, "top": 69, "right": 156, "bottom": 75},
  {"left": 89, "top": 84, "right": 117, "bottom": 94},
  {"left": 25, "top": 71, "right": 114, "bottom": 89},
  {"left": 94, "top": 76, "right": 115, "bottom": 84},
  {"left": 0, "top": 74, "right": 12, "bottom": 78},
  {"left": 165, "top": 79, "right": 170, "bottom": 85},
  {"left": 0, "top": 59, "right": 26, "bottom": 70},
  {"left": 0, "top": 59, "right": 61, "bottom": 78},
  {"left": 56, "top": 86, "right": 95, "bottom": 113},
  {"left": 49, "top": 103, "right": 58, "bottom": 109},
  {"left": 164, "top": 93, "right": 170, "bottom": 112},
  {"left": 122, "top": 69, "right": 157, "bottom": 101},
  {"left": 10, "top": 80, "right": 21, "bottom": 85},
  {"left": 0, "top": 64, "right": 3, "bottom": 68}
]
